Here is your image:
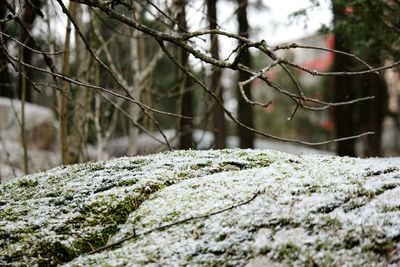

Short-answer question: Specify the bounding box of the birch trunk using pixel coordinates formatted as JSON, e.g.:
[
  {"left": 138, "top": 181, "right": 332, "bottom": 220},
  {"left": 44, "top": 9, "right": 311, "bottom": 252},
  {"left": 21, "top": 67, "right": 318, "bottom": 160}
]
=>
[
  {"left": 128, "top": 5, "right": 147, "bottom": 155},
  {"left": 69, "top": 4, "right": 90, "bottom": 163}
]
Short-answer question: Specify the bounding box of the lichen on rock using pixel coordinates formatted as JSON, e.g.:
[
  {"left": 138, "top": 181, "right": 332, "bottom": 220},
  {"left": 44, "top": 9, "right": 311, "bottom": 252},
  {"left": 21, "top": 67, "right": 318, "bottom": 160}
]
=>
[{"left": 1, "top": 149, "right": 399, "bottom": 266}]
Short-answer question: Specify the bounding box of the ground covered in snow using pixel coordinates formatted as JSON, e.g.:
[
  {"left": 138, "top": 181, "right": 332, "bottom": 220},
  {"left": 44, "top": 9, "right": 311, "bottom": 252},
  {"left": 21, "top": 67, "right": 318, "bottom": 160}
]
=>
[{"left": 1, "top": 149, "right": 400, "bottom": 266}]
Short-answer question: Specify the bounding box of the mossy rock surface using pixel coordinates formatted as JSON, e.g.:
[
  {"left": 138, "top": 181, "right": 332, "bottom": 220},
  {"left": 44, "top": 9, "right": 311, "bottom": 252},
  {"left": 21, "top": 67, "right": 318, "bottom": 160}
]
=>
[{"left": 1, "top": 149, "right": 400, "bottom": 266}]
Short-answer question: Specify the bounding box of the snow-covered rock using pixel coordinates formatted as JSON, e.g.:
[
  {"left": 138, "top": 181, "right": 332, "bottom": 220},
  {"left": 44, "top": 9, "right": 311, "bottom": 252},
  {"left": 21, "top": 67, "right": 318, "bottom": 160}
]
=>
[
  {"left": 0, "top": 97, "right": 59, "bottom": 181},
  {"left": 0, "top": 149, "right": 399, "bottom": 266},
  {"left": 0, "top": 97, "right": 57, "bottom": 150}
]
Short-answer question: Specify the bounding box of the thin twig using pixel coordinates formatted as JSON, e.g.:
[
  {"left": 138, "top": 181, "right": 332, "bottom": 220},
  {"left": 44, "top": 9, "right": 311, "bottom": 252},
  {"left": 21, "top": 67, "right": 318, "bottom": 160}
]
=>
[
  {"left": 0, "top": 32, "right": 63, "bottom": 55},
  {"left": 272, "top": 42, "right": 374, "bottom": 71},
  {"left": 89, "top": 189, "right": 264, "bottom": 255},
  {"left": 281, "top": 58, "right": 400, "bottom": 76},
  {"left": 158, "top": 40, "right": 374, "bottom": 146},
  {"left": 3, "top": 49, "right": 190, "bottom": 120}
]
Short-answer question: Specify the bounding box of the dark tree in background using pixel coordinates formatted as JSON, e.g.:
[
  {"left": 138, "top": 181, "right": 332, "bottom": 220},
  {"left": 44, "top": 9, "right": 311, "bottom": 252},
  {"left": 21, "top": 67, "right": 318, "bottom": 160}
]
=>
[
  {"left": 18, "top": 0, "right": 43, "bottom": 102},
  {"left": 332, "top": 0, "right": 399, "bottom": 156},
  {"left": 0, "top": 2, "right": 12, "bottom": 98},
  {"left": 176, "top": 0, "right": 194, "bottom": 149},
  {"left": 362, "top": 55, "right": 387, "bottom": 157},
  {"left": 207, "top": 0, "right": 227, "bottom": 149},
  {"left": 237, "top": 0, "right": 254, "bottom": 148},
  {"left": 332, "top": 1, "right": 356, "bottom": 156}
]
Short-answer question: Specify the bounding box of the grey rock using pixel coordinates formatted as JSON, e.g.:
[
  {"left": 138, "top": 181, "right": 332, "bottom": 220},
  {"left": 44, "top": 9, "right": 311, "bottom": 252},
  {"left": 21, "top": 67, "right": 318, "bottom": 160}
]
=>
[{"left": 0, "top": 149, "right": 399, "bottom": 266}]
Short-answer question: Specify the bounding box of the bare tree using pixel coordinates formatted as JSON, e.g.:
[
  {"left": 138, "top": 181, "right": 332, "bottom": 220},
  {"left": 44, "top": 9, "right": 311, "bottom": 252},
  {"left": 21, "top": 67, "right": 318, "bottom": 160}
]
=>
[
  {"left": 0, "top": 3, "right": 12, "bottom": 98},
  {"left": 128, "top": 3, "right": 147, "bottom": 155},
  {"left": 60, "top": 2, "right": 74, "bottom": 164},
  {"left": 332, "top": 0, "right": 390, "bottom": 157},
  {"left": 175, "top": 0, "right": 193, "bottom": 149},
  {"left": 236, "top": 0, "right": 254, "bottom": 148},
  {"left": 332, "top": 1, "right": 356, "bottom": 156},
  {"left": 51, "top": 0, "right": 400, "bottom": 147},
  {"left": 19, "top": 0, "right": 43, "bottom": 102},
  {"left": 207, "top": 0, "right": 227, "bottom": 149},
  {"left": 68, "top": 3, "right": 90, "bottom": 164},
  {"left": 363, "top": 63, "right": 387, "bottom": 157}
]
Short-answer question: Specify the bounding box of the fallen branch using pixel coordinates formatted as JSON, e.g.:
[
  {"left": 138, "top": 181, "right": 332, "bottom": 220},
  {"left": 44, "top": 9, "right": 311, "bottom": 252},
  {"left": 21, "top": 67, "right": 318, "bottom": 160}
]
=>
[{"left": 89, "top": 189, "right": 264, "bottom": 255}]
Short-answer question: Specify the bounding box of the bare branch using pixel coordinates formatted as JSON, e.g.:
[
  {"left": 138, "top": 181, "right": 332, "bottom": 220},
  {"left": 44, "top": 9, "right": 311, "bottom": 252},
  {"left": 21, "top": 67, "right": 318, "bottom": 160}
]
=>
[
  {"left": 158, "top": 40, "right": 374, "bottom": 146},
  {"left": 3, "top": 47, "right": 191, "bottom": 120},
  {"left": 272, "top": 42, "right": 375, "bottom": 71},
  {"left": 89, "top": 189, "right": 264, "bottom": 254}
]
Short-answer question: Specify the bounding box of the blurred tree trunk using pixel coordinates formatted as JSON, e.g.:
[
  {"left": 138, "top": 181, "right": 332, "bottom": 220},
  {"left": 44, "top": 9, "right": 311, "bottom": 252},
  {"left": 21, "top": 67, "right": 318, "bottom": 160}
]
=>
[
  {"left": 176, "top": 0, "right": 193, "bottom": 149},
  {"left": 128, "top": 4, "right": 147, "bottom": 155},
  {"left": 18, "top": 0, "right": 44, "bottom": 173},
  {"left": 362, "top": 56, "right": 387, "bottom": 157},
  {"left": 207, "top": 0, "right": 226, "bottom": 149},
  {"left": 19, "top": 0, "right": 42, "bottom": 102},
  {"left": 60, "top": 2, "right": 74, "bottom": 164},
  {"left": 69, "top": 4, "right": 89, "bottom": 164},
  {"left": 237, "top": 0, "right": 254, "bottom": 148},
  {"left": 332, "top": 1, "right": 356, "bottom": 156},
  {"left": 0, "top": 3, "right": 12, "bottom": 98}
]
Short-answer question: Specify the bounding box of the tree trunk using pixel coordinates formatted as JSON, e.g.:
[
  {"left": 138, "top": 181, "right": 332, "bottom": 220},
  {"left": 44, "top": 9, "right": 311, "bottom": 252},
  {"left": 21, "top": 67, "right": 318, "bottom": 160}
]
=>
[
  {"left": 363, "top": 56, "right": 387, "bottom": 157},
  {"left": 69, "top": 4, "right": 89, "bottom": 164},
  {"left": 0, "top": 3, "right": 12, "bottom": 98},
  {"left": 60, "top": 2, "right": 74, "bottom": 164},
  {"left": 176, "top": 0, "right": 193, "bottom": 149},
  {"left": 19, "top": 0, "right": 42, "bottom": 102},
  {"left": 128, "top": 4, "right": 147, "bottom": 155},
  {"left": 332, "top": 1, "right": 356, "bottom": 156},
  {"left": 207, "top": 0, "right": 227, "bottom": 149},
  {"left": 237, "top": 0, "right": 254, "bottom": 148}
]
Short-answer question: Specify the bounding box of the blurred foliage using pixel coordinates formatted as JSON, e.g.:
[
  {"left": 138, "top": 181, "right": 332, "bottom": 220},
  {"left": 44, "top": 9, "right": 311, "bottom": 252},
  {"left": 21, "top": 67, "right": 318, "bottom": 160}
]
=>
[
  {"left": 332, "top": 0, "right": 400, "bottom": 62},
  {"left": 292, "top": 1, "right": 400, "bottom": 63}
]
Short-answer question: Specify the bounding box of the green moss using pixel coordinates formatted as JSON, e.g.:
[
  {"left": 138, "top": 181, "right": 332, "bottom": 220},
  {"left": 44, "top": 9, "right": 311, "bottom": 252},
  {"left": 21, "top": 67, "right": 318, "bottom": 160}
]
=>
[
  {"left": 37, "top": 239, "right": 77, "bottom": 265},
  {"left": 268, "top": 218, "right": 300, "bottom": 229},
  {"left": 61, "top": 196, "right": 137, "bottom": 254},
  {"left": 114, "top": 159, "right": 148, "bottom": 171},
  {"left": 190, "top": 165, "right": 201, "bottom": 170},
  {"left": 195, "top": 161, "right": 212, "bottom": 168},
  {"left": 381, "top": 205, "right": 400, "bottom": 212},
  {"left": 177, "top": 171, "right": 189, "bottom": 178},
  {"left": 375, "top": 183, "right": 398, "bottom": 195},
  {"left": 343, "top": 233, "right": 360, "bottom": 249},
  {"left": 314, "top": 202, "right": 342, "bottom": 214},
  {"left": 86, "top": 162, "right": 106, "bottom": 172},
  {"left": 361, "top": 239, "right": 395, "bottom": 255},
  {"left": 16, "top": 178, "right": 39, "bottom": 188},
  {"left": 303, "top": 254, "right": 320, "bottom": 267},
  {"left": 1, "top": 232, "right": 77, "bottom": 266},
  {"left": 215, "top": 232, "right": 228, "bottom": 241},
  {"left": 365, "top": 167, "right": 399, "bottom": 177},
  {"left": 246, "top": 153, "right": 272, "bottom": 168},
  {"left": 351, "top": 187, "right": 375, "bottom": 199},
  {"left": 236, "top": 151, "right": 248, "bottom": 157},
  {"left": 130, "top": 159, "right": 147, "bottom": 165},
  {"left": 322, "top": 216, "right": 342, "bottom": 230},
  {"left": 276, "top": 242, "right": 300, "bottom": 261},
  {"left": 291, "top": 184, "right": 321, "bottom": 196},
  {"left": 117, "top": 177, "right": 140, "bottom": 187},
  {"left": 306, "top": 215, "right": 342, "bottom": 232},
  {"left": 0, "top": 207, "right": 14, "bottom": 219},
  {"left": 219, "top": 163, "right": 241, "bottom": 172}
]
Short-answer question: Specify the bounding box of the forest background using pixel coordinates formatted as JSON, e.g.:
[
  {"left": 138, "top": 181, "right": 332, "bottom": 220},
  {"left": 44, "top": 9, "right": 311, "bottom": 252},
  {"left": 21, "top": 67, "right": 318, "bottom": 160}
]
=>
[{"left": 0, "top": 0, "right": 399, "bottom": 180}]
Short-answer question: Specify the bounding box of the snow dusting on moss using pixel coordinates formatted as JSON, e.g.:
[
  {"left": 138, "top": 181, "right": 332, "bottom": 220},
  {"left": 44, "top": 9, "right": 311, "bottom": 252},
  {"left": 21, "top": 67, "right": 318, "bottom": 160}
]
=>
[{"left": 1, "top": 149, "right": 399, "bottom": 266}]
